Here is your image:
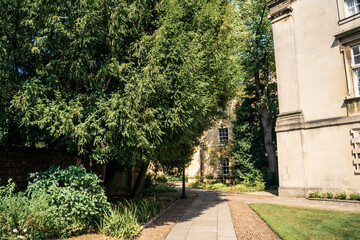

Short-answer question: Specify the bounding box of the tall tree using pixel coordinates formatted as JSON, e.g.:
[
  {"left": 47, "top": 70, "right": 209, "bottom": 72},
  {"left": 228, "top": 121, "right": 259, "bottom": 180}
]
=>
[
  {"left": 234, "top": 0, "right": 278, "bottom": 173},
  {"left": 0, "top": 0, "right": 237, "bottom": 196}
]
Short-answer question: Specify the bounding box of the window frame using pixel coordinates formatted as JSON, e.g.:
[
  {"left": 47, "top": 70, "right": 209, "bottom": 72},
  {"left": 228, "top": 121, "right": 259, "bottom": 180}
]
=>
[
  {"left": 218, "top": 128, "right": 229, "bottom": 145},
  {"left": 219, "top": 159, "right": 230, "bottom": 176},
  {"left": 351, "top": 44, "right": 360, "bottom": 96}
]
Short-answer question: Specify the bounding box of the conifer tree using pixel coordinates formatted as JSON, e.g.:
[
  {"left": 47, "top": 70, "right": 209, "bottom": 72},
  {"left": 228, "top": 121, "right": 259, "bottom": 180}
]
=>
[{"left": 0, "top": 0, "right": 237, "bottom": 196}]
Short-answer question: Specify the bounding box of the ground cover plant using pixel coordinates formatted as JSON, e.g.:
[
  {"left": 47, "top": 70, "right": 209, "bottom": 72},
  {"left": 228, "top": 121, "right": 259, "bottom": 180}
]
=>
[
  {"left": 1, "top": 166, "right": 174, "bottom": 239},
  {"left": 250, "top": 203, "right": 360, "bottom": 240},
  {"left": 143, "top": 184, "right": 177, "bottom": 193},
  {"left": 99, "top": 196, "right": 174, "bottom": 239},
  {"left": 189, "top": 180, "right": 265, "bottom": 192},
  {"left": 0, "top": 165, "right": 110, "bottom": 239}
]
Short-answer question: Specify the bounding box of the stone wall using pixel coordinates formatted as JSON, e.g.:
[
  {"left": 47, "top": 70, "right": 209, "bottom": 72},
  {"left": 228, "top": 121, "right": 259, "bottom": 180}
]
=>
[
  {"left": 0, "top": 148, "right": 135, "bottom": 196},
  {"left": 0, "top": 148, "right": 77, "bottom": 190}
]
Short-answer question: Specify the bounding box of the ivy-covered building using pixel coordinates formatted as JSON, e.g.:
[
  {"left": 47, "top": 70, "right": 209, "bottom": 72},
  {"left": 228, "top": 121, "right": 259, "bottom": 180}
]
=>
[{"left": 187, "top": 100, "right": 236, "bottom": 182}]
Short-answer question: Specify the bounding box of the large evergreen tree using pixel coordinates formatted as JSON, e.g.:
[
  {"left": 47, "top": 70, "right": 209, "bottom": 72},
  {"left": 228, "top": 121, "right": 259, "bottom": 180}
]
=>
[
  {"left": 232, "top": 0, "right": 278, "bottom": 181},
  {"left": 0, "top": 0, "right": 237, "bottom": 196}
]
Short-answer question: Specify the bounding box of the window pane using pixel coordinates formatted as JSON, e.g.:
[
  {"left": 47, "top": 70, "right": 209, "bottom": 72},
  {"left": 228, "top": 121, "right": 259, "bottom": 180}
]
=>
[
  {"left": 354, "top": 46, "right": 360, "bottom": 55},
  {"left": 352, "top": 46, "right": 360, "bottom": 65},
  {"left": 356, "top": 0, "right": 360, "bottom": 13},
  {"left": 355, "top": 56, "right": 360, "bottom": 65},
  {"left": 355, "top": 69, "right": 360, "bottom": 96},
  {"left": 218, "top": 128, "right": 228, "bottom": 144},
  {"left": 345, "top": 0, "right": 357, "bottom": 16}
]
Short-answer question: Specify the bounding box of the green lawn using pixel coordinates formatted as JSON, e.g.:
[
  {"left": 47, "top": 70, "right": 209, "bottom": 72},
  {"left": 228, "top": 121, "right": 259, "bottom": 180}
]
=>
[{"left": 249, "top": 203, "right": 360, "bottom": 240}]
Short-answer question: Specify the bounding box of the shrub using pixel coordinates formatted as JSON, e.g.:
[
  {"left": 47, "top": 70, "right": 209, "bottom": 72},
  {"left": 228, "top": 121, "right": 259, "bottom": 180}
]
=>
[
  {"left": 155, "top": 175, "right": 168, "bottom": 183},
  {"left": 99, "top": 206, "right": 140, "bottom": 239},
  {"left": 308, "top": 192, "right": 321, "bottom": 198},
  {"left": 126, "top": 196, "right": 165, "bottom": 223},
  {"left": 326, "top": 192, "right": 334, "bottom": 199},
  {"left": 321, "top": 193, "right": 327, "bottom": 198},
  {"left": 0, "top": 185, "right": 59, "bottom": 239},
  {"left": 335, "top": 192, "right": 347, "bottom": 200},
  {"left": 350, "top": 193, "right": 360, "bottom": 200},
  {"left": 26, "top": 165, "right": 110, "bottom": 236},
  {"left": 99, "top": 196, "right": 170, "bottom": 239},
  {"left": 143, "top": 184, "right": 177, "bottom": 193}
]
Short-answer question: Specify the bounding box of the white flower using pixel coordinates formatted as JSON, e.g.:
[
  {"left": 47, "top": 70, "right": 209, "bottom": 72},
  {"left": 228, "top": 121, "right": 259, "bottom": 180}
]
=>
[
  {"left": 23, "top": 229, "right": 27, "bottom": 233},
  {"left": 13, "top": 229, "right": 18, "bottom": 233},
  {"left": 18, "top": 235, "right": 24, "bottom": 239}
]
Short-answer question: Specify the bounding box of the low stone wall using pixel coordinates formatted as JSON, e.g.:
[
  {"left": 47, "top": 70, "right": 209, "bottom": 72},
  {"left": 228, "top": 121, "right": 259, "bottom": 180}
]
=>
[
  {"left": 0, "top": 148, "right": 77, "bottom": 190},
  {"left": 0, "top": 148, "right": 139, "bottom": 196}
]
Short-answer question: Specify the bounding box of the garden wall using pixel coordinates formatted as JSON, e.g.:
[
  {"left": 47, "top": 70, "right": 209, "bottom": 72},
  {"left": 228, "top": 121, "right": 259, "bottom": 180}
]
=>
[
  {"left": 0, "top": 148, "right": 77, "bottom": 190},
  {"left": 0, "top": 148, "right": 136, "bottom": 195}
]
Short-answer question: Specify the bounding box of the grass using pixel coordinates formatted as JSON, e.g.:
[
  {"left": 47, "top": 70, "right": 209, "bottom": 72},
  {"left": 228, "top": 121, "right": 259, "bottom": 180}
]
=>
[
  {"left": 249, "top": 203, "right": 360, "bottom": 240},
  {"left": 189, "top": 181, "right": 265, "bottom": 192}
]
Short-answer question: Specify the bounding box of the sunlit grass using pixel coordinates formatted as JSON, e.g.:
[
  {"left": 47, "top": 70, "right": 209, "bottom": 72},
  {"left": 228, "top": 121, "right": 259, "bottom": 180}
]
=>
[
  {"left": 250, "top": 203, "right": 360, "bottom": 240},
  {"left": 189, "top": 181, "right": 265, "bottom": 192}
]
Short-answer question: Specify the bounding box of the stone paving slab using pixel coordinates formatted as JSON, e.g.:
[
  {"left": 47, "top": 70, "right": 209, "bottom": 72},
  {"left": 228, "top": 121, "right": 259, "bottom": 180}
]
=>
[{"left": 165, "top": 191, "right": 237, "bottom": 240}]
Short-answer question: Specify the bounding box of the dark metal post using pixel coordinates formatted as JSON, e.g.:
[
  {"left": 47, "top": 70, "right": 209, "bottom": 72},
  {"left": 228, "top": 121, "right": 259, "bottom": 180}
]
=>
[{"left": 180, "top": 167, "right": 188, "bottom": 199}]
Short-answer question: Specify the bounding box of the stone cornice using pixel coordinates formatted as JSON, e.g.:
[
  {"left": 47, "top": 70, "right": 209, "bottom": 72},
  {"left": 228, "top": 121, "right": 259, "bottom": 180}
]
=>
[
  {"left": 334, "top": 26, "right": 360, "bottom": 45},
  {"left": 276, "top": 112, "right": 360, "bottom": 132},
  {"left": 266, "top": 0, "right": 293, "bottom": 22}
]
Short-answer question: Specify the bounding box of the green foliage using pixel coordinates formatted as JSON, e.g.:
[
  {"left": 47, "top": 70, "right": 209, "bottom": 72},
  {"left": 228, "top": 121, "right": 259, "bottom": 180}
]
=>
[
  {"left": 0, "top": 183, "right": 60, "bottom": 239},
  {"left": 159, "top": 174, "right": 187, "bottom": 182},
  {"left": 189, "top": 180, "right": 265, "bottom": 192},
  {"left": 308, "top": 192, "right": 321, "bottom": 198},
  {"left": 335, "top": 192, "right": 347, "bottom": 200},
  {"left": 100, "top": 196, "right": 172, "bottom": 238},
  {"left": 26, "top": 165, "right": 110, "bottom": 236},
  {"left": 143, "top": 184, "right": 177, "bottom": 193},
  {"left": 0, "top": 179, "right": 16, "bottom": 197},
  {"left": 231, "top": 0, "right": 278, "bottom": 186},
  {"left": 1, "top": 0, "right": 237, "bottom": 172},
  {"left": 350, "top": 193, "right": 360, "bottom": 200},
  {"left": 321, "top": 193, "right": 327, "bottom": 199},
  {"left": 99, "top": 206, "right": 140, "bottom": 239},
  {"left": 326, "top": 192, "right": 334, "bottom": 199}
]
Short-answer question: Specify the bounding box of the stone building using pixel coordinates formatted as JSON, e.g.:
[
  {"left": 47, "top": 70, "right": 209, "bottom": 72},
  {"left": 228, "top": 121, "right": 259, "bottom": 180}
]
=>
[
  {"left": 267, "top": 0, "right": 360, "bottom": 196},
  {"left": 187, "top": 100, "right": 236, "bottom": 182}
]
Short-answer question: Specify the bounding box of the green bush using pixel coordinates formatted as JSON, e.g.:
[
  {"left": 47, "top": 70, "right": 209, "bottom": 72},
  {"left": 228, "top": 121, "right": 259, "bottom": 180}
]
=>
[
  {"left": 321, "top": 193, "right": 327, "bottom": 198},
  {"left": 99, "top": 206, "right": 140, "bottom": 239},
  {"left": 143, "top": 184, "right": 177, "bottom": 193},
  {"left": 350, "top": 193, "right": 360, "bottom": 200},
  {"left": 0, "top": 181, "right": 60, "bottom": 240},
  {"left": 335, "top": 192, "right": 347, "bottom": 200},
  {"left": 99, "top": 196, "right": 170, "bottom": 239},
  {"left": 26, "top": 165, "right": 110, "bottom": 236},
  {"left": 308, "top": 192, "right": 321, "bottom": 198},
  {"left": 155, "top": 175, "right": 168, "bottom": 183},
  {"left": 326, "top": 192, "right": 334, "bottom": 199},
  {"left": 189, "top": 180, "right": 265, "bottom": 192},
  {"left": 125, "top": 197, "right": 164, "bottom": 223},
  {"left": 163, "top": 174, "right": 187, "bottom": 182}
]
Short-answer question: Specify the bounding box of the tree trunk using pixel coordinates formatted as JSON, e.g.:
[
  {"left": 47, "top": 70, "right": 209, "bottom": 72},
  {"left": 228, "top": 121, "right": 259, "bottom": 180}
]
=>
[
  {"left": 254, "top": 70, "right": 277, "bottom": 173},
  {"left": 260, "top": 107, "right": 277, "bottom": 172},
  {"left": 131, "top": 162, "right": 149, "bottom": 199}
]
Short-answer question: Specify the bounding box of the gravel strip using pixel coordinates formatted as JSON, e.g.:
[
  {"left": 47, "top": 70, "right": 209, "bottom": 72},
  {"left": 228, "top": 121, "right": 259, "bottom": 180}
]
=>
[
  {"left": 228, "top": 200, "right": 280, "bottom": 240},
  {"left": 136, "top": 190, "right": 198, "bottom": 240}
]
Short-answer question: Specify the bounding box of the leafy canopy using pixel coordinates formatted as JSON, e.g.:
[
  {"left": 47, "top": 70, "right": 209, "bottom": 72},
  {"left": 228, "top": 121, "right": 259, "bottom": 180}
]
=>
[{"left": 0, "top": 0, "right": 237, "bottom": 167}]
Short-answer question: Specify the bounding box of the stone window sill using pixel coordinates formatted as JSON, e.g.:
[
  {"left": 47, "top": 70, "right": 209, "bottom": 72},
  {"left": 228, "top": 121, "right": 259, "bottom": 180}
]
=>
[{"left": 339, "top": 13, "right": 360, "bottom": 26}]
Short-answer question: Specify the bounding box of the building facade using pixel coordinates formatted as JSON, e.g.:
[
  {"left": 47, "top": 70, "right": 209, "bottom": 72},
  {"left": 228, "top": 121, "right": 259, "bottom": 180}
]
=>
[
  {"left": 267, "top": 0, "right": 360, "bottom": 196},
  {"left": 187, "top": 100, "right": 236, "bottom": 182}
]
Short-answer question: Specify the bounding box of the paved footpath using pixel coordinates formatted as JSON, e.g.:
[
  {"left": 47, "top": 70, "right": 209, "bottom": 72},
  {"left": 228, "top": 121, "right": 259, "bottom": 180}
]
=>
[{"left": 165, "top": 190, "right": 236, "bottom": 240}]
